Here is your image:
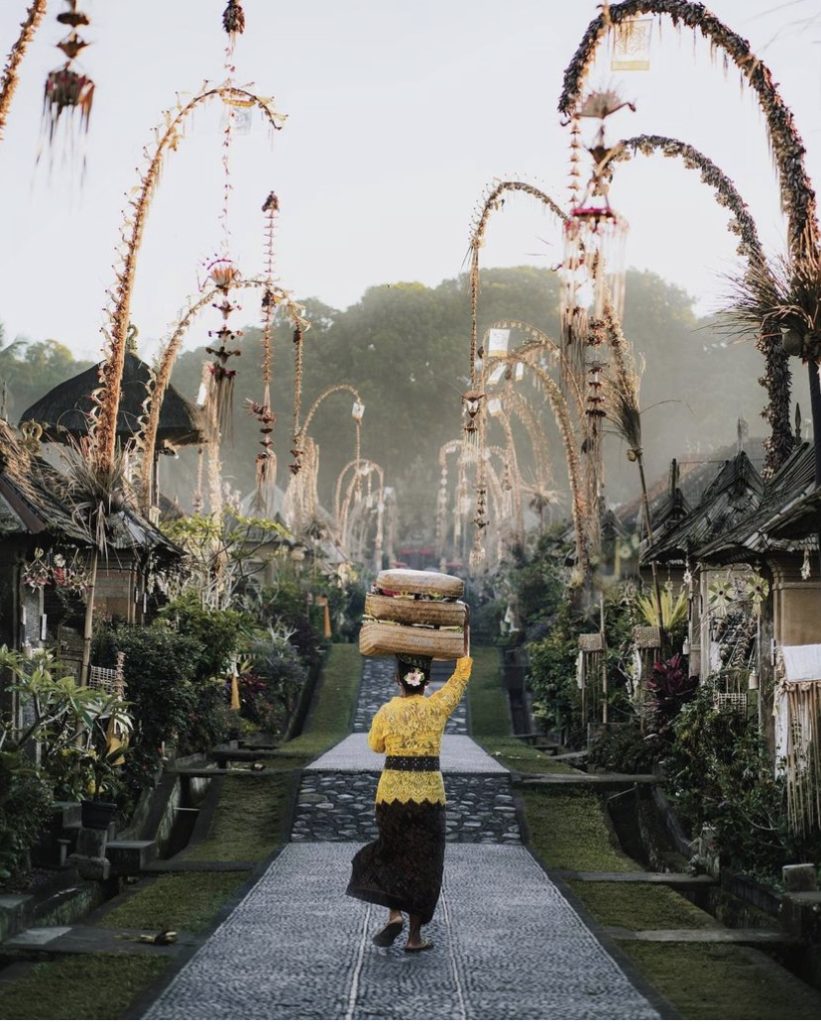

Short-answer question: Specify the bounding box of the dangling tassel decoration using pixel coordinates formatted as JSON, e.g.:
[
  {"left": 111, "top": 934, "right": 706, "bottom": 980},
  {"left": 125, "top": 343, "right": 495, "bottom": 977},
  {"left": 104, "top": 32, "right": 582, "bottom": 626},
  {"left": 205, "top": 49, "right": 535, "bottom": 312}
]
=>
[
  {"left": 192, "top": 444, "right": 205, "bottom": 515},
  {"left": 290, "top": 323, "right": 305, "bottom": 474},
  {"left": 41, "top": 1, "right": 95, "bottom": 169},
  {"left": 204, "top": 258, "right": 242, "bottom": 440},
  {"left": 222, "top": 1, "right": 246, "bottom": 49},
  {"left": 249, "top": 191, "right": 280, "bottom": 515}
]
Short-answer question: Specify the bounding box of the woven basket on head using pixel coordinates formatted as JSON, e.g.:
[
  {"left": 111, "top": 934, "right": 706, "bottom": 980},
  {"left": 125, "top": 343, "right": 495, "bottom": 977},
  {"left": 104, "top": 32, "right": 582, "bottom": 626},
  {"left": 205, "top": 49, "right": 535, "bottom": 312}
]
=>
[
  {"left": 359, "top": 620, "right": 465, "bottom": 660},
  {"left": 364, "top": 593, "right": 467, "bottom": 628},
  {"left": 375, "top": 568, "right": 464, "bottom": 599}
]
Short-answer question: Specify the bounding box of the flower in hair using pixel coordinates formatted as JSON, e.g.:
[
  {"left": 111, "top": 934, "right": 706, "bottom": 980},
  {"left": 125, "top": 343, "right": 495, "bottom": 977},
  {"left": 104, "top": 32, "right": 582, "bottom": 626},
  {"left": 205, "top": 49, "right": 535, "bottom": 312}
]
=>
[{"left": 403, "top": 669, "right": 424, "bottom": 687}]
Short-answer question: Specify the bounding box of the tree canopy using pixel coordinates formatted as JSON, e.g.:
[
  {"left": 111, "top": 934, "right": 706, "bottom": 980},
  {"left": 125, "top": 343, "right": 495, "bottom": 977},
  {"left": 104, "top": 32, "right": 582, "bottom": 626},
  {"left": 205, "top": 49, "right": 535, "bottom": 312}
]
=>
[{"left": 3, "top": 265, "right": 795, "bottom": 536}]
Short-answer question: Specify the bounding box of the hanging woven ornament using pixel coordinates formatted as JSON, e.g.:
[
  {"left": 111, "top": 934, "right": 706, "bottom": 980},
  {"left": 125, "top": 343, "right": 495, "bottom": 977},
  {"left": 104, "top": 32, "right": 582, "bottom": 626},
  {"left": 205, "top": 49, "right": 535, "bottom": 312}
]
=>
[
  {"left": 746, "top": 574, "right": 770, "bottom": 614},
  {"left": 461, "top": 389, "right": 484, "bottom": 447},
  {"left": 708, "top": 575, "right": 734, "bottom": 619},
  {"left": 290, "top": 324, "right": 306, "bottom": 474},
  {"left": 802, "top": 547, "right": 812, "bottom": 581},
  {"left": 42, "top": 1, "right": 94, "bottom": 156},
  {"left": 222, "top": 1, "right": 246, "bottom": 47},
  {"left": 560, "top": 89, "right": 631, "bottom": 384},
  {"left": 204, "top": 257, "right": 243, "bottom": 440}
]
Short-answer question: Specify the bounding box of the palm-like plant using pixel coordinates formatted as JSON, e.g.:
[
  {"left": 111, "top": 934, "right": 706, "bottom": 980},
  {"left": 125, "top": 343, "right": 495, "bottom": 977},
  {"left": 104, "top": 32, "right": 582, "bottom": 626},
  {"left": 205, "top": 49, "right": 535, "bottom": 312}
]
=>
[{"left": 57, "top": 436, "right": 132, "bottom": 684}]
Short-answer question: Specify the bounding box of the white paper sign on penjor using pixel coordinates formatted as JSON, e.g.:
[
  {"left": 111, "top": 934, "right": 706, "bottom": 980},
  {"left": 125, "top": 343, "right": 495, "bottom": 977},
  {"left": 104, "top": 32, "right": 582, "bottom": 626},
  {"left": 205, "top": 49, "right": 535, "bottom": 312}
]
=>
[
  {"left": 487, "top": 397, "right": 503, "bottom": 418},
  {"left": 611, "top": 18, "right": 651, "bottom": 71},
  {"left": 487, "top": 328, "right": 510, "bottom": 357},
  {"left": 487, "top": 364, "right": 506, "bottom": 387}
]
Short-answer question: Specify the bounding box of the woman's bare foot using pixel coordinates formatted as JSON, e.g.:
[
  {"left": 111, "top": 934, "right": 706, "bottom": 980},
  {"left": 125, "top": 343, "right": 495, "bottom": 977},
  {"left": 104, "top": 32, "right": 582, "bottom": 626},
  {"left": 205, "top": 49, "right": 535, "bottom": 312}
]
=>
[
  {"left": 404, "top": 914, "right": 432, "bottom": 951},
  {"left": 372, "top": 910, "right": 404, "bottom": 947}
]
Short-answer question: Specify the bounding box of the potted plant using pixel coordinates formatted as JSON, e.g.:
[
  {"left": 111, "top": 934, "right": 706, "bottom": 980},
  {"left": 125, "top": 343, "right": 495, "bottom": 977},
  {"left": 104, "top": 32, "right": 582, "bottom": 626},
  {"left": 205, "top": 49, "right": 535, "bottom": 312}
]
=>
[{"left": 77, "top": 691, "right": 131, "bottom": 831}]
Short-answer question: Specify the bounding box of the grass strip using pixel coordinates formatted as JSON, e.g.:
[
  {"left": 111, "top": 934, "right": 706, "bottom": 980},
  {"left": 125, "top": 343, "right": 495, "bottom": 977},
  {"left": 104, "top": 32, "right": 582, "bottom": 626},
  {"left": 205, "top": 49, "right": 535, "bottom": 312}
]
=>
[
  {"left": 521, "top": 789, "right": 639, "bottom": 872},
  {"left": 0, "top": 953, "right": 168, "bottom": 1020},
  {"left": 568, "top": 880, "right": 716, "bottom": 931},
  {"left": 468, "top": 646, "right": 511, "bottom": 734},
  {"left": 275, "top": 643, "right": 361, "bottom": 764},
  {"left": 183, "top": 774, "right": 292, "bottom": 862},
  {"left": 100, "top": 871, "right": 249, "bottom": 934},
  {"left": 468, "top": 646, "right": 571, "bottom": 774},
  {"left": 622, "top": 941, "right": 821, "bottom": 1020}
]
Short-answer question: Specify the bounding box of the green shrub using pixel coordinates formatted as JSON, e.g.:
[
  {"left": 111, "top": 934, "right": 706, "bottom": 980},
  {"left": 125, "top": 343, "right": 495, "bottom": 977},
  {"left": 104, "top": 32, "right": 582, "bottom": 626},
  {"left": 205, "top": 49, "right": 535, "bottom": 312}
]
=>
[
  {"left": 239, "top": 628, "right": 307, "bottom": 737},
  {"left": 666, "top": 679, "right": 821, "bottom": 878},
  {"left": 94, "top": 622, "right": 202, "bottom": 789},
  {"left": 0, "top": 752, "right": 53, "bottom": 885},
  {"left": 252, "top": 579, "right": 323, "bottom": 667},
  {"left": 528, "top": 603, "right": 582, "bottom": 741},
  {"left": 589, "top": 720, "right": 663, "bottom": 774},
  {"left": 159, "top": 592, "right": 254, "bottom": 679}
]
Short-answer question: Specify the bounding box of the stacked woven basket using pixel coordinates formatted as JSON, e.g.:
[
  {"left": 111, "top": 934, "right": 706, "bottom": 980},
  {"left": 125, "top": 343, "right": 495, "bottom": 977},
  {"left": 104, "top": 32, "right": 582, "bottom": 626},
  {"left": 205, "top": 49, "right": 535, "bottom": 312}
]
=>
[{"left": 359, "top": 569, "right": 467, "bottom": 660}]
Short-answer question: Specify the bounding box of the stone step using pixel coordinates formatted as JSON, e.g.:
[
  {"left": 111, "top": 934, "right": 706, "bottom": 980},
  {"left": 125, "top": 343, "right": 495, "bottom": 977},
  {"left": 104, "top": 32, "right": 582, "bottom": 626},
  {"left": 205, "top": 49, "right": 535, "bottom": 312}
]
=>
[
  {"left": 210, "top": 747, "right": 277, "bottom": 767},
  {"left": 170, "top": 767, "right": 288, "bottom": 778},
  {"left": 555, "top": 870, "right": 717, "bottom": 887},
  {"left": 141, "top": 860, "right": 257, "bottom": 873},
  {"left": 518, "top": 772, "right": 659, "bottom": 788},
  {"left": 550, "top": 750, "right": 589, "bottom": 763},
  {"left": 0, "top": 872, "right": 106, "bottom": 944},
  {"left": 106, "top": 839, "right": 157, "bottom": 874},
  {"left": 605, "top": 926, "right": 799, "bottom": 945},
  {"left": 290, "top": 769, "right": 521, "bottom": 845},
  {"left": 2, "top": 924, "right": 196, "bottom": 957}
]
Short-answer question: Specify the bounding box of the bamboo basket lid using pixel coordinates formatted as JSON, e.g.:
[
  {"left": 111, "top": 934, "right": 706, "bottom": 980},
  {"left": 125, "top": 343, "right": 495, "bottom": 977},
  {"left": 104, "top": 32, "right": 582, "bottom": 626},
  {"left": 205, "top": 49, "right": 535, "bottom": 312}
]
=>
[{"left": 375, "top": 569, "right": 464, "bottom": 598}]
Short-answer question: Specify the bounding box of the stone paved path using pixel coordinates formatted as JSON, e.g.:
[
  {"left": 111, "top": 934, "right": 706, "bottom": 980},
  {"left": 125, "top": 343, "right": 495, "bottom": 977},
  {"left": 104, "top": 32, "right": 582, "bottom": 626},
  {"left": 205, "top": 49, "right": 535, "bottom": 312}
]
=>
[
  {"left": 148, "top": 844, "right": 658, "bottom": 1020},
  {"left": 146, "top": 656, "right": 660, "bottom": 1019}
]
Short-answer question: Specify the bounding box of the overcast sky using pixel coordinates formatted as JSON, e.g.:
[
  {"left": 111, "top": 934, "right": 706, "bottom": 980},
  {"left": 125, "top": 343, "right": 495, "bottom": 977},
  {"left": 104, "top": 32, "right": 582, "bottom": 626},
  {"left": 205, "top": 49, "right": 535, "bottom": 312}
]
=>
[{"left": 1, "top": 0, "right": 820, "bottom": 361}]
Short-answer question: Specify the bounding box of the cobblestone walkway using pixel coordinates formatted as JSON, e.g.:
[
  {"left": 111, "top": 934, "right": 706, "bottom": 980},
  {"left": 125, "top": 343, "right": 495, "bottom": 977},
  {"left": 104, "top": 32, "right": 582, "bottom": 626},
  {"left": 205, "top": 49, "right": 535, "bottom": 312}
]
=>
[
  {"left": 146, "top": 656, "right": 660, "bottom": 1019},
  {"left": 148, "top": 844, "right": 658, "bottom": 1020}
]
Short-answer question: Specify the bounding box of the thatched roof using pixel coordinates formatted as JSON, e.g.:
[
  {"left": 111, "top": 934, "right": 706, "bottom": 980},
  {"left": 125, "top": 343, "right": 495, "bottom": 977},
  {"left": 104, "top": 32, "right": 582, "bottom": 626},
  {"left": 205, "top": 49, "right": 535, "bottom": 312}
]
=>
[
  {"left": 698, "top": 443, "right": 818, "bottom": 559},
  {"left": 642, "top": 451, "right": 765, "bottom": 565},
  {"left": 0, "top": 420, "right": 182, "bottom": 563},
  {"left": 19, "top": 352, "right": 204, "bottom": 447},
  {"left": 0, "top": 420, "right": 89, "bottom": 542}
]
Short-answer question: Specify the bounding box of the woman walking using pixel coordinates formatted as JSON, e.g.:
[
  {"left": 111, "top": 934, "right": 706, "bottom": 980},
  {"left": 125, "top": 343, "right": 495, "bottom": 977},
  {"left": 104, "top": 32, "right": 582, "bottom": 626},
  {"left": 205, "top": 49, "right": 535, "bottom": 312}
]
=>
[{"left": 346, "top": 632, "right": 471, "bottom": 953}]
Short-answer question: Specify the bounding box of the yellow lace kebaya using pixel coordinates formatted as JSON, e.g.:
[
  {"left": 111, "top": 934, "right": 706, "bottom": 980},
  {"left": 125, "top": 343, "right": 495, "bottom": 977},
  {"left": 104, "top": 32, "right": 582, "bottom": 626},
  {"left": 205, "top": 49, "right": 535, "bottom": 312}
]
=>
[{"left": 367, "top": 655, "right": 473, "bottom": 805}]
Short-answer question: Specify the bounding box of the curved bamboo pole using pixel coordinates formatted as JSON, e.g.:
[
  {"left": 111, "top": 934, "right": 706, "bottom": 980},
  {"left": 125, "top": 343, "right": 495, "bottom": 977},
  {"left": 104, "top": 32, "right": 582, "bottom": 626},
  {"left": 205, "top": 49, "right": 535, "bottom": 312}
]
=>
[
  {"left": 601, "top": 133, "right": 793, "bottom": 473},
  {"left": 338, "top": 458, "right": 384, "bottom": 570},
  {"left": 436, "top": 439, "right": 507, "bottom": 568},
  {"left": 497, "top": 385, "right": 553, "bottom": 491},
  {"left": 287, "top": 383, "right": 363, "bottom": 532},
  {"left": 90, "top": 84, "right": 286, "bottom": 473},
  {"left": 136, "top": 279, "right": 306, "bottom": 511},
  {"left": 468, "top": 181, "right": 567, "bottom": 385},
  {"left": 334, "top": 457, "right": 362, "bottom": 528},
  {"left": 0, "top": 0, "right": 47, "bottom": 142},
  {"left": 483, "top": 320, "right": 586, "bottom": 421},
  {"left": 486, "top": 405, "right": 525, "bottom": 545},
  {"left": 487, "top": 352, "right": 588, "bottom": 571},
  {"left": 299, "top": 382, "right": 363, "bottom": 439},
  {"left": 560, "top": 1, "right": 817, "bottom": 257}
]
